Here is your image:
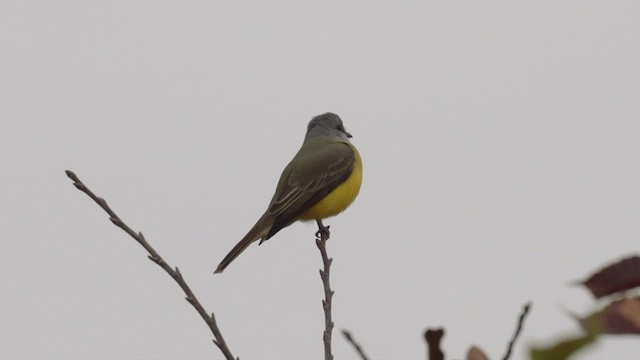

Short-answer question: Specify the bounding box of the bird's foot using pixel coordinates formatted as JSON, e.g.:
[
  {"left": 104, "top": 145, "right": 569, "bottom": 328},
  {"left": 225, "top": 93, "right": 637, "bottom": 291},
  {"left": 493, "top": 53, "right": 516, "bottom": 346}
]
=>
[{"left": 315, "top": 220, "right": 330, "bottom": 239}]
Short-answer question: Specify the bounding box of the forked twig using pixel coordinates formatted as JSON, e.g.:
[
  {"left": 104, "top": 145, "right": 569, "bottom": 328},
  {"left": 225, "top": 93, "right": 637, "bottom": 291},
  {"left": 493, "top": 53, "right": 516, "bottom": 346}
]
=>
[
  {"left": 502, "top": 302, "right": 532, "bottom": 360},
  {"left": 316, "top": 220, "right": 334, "bottom": 360},
  {"left": 342, "top": 329, "right": 370, "bottom": 360},
  {"left": 65, "top": 170, "right": 237, "bottom": 360}
]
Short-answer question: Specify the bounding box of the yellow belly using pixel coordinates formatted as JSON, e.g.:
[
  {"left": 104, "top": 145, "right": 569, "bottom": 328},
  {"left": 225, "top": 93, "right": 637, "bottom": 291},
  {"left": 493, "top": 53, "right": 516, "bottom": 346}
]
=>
[{"left": 298, "top": 145, "right": 362, "bottom": 221}]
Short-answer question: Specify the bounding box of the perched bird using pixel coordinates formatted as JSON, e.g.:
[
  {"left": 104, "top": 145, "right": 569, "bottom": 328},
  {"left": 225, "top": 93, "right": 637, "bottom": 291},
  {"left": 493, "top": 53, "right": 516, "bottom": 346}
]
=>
[{"left": 214, "top": 112, "right": 362, "bottom": 273}]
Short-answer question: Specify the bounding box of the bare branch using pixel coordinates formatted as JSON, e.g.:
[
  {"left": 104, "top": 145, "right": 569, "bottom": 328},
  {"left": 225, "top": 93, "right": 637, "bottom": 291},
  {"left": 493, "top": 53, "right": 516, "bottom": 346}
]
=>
[
  {"left": 65, "top": 170, "right": 238, "bottom": 360},
  {"left": 424, "top": 328, "right": 445, "bottom": 360},
  {"left": 342, "top": 329, "right": 370, "bottom": 360},
  {"left": 502, "top": 302, "right": 532, "bottom": 360},
  {"left": 315, "top": 220, "right": 334, "bottom": 360}
]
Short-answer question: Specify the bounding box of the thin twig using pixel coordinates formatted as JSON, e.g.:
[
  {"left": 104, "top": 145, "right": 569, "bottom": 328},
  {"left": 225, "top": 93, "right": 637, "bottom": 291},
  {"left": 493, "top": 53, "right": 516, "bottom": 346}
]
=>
[
  {"left": 316, "top": 220, "right": 334, "bottom": 360},
  {"left": 342, "top": 329, "right": 370, "bottom": 360},
  {"left": 424, "top": 328, "right": 445, "bottom": 360},
  {"left": 501, "top": 302, "right": 532, "bottom": 360},
  {"left": 65, "top": 170, "right": 237, "bottom": 360}
]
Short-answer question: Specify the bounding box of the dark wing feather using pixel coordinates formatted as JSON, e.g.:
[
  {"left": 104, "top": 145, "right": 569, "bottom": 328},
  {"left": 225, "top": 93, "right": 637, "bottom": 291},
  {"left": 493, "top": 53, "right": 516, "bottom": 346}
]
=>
[{"left": 265, "top": 142, "right": 355, "bottom": 238}]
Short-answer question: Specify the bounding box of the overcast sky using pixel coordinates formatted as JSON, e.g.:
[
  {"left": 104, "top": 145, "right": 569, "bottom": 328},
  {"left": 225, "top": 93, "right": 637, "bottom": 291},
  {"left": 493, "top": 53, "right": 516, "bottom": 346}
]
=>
[{"left": 2, "top": 1, "right": 639, "bottom": 359}]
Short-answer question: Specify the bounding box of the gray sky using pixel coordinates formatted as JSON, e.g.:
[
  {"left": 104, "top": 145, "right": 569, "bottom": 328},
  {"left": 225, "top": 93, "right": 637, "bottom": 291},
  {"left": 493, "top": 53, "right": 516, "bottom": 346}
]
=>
[{"left": 2, "top": 1, "right": 639, "bottom": 359}]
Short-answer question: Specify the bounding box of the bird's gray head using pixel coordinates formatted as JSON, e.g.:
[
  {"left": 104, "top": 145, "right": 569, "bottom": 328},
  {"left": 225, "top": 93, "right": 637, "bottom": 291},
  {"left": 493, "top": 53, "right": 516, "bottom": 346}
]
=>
[{"left": 306, "top": 112, "right": 352, "bottom": 141}]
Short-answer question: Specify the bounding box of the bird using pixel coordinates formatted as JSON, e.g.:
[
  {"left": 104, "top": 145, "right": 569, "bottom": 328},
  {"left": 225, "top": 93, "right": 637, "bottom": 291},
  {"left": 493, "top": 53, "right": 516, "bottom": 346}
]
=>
[{"left": 214, "top": 112, "right": 362, "bottom": 273}]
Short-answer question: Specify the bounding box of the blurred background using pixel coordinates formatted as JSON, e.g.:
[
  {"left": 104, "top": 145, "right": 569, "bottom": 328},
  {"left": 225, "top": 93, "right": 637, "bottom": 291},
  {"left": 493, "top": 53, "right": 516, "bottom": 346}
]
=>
[{"left": 1, "top": 1, "right": 639, "bottom": 359}]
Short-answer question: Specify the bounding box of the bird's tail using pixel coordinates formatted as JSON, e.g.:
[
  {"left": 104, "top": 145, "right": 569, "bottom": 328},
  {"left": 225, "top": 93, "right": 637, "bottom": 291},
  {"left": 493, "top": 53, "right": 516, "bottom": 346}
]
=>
[{"left": 214, "top": 214, "right": 273, "bottom": 274}]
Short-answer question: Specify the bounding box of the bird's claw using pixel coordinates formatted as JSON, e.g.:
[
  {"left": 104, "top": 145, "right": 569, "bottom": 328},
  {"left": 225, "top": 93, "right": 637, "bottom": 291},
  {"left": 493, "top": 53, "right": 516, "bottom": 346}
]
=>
[{"left": 315, "top": 224, "right": 330, "bottom": 239}]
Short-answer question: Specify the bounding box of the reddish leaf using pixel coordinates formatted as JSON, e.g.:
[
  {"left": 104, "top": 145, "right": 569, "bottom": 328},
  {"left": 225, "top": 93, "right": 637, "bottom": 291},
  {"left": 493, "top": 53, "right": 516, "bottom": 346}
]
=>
[
  {"left": 581, "top": 255, "right": 640, "bottom": 298},
  {"left": 466, "top": 345, "right": 489, "bottom": 360},
  {"left": 580, "top": 296, "right": 640, "bottom": 335}
]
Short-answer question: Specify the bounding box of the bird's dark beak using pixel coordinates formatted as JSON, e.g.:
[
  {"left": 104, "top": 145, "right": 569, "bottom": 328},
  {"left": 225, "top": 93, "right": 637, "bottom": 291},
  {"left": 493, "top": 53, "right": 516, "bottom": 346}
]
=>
[{"left": 345, "top": 131, "right": 353, "bottom": 138}]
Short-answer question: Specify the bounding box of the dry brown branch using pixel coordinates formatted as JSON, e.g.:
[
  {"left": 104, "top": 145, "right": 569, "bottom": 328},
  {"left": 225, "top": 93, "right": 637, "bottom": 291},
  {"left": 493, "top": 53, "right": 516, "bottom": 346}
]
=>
[
  {"left": 501, "top": 302, "right": 532, "bottom": 360},
  {"left": 424, "top": 328, "right": 445, "bottom": 360},
  {"left": 342, "top": 329, "right": 370, "bottom": 360},
  {"left": 65, "top": 170, "right": 237, "bottom": 360},
  {"left": 315, "top": 220, "right": 334, "bottom": 360}
]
